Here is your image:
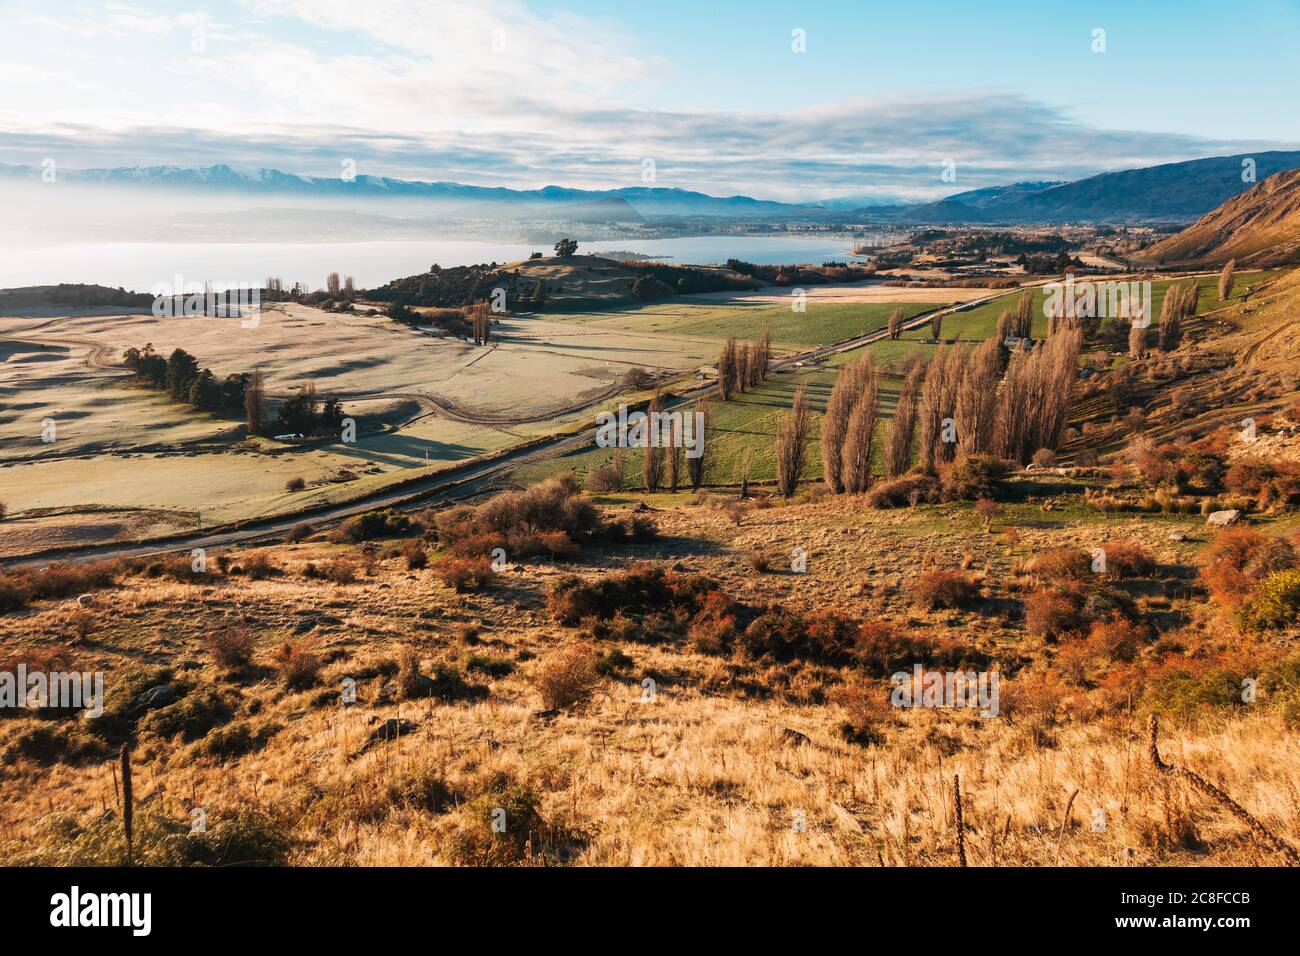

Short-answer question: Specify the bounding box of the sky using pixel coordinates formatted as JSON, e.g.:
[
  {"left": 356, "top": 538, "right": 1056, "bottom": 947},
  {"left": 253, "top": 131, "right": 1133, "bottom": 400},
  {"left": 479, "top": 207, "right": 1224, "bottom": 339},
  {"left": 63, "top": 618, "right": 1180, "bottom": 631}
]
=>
[{"left": 2, "top": 0, "right": 1299, "bottom": 202}]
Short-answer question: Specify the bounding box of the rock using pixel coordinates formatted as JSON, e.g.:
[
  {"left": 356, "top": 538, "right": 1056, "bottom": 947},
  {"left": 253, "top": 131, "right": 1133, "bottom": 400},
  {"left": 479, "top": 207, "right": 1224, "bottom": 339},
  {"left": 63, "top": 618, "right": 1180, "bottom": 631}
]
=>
[
  {"left": 76, "top": 594, "right": 96, "bottom": 608},
  {"left": 1168, "top": 532, "right": 1188, "bottom": 542},
  {"left": 361, "top": 718, "right": 417, "bottom": 750},
  {"left": 131, "top": 684, "right": 177, "bottom": 715},
  {"left": 777, "top": 726, "right": 812, "bottom": 747},
  {"left": 1206, "top": 510, "right": 1240, "bottom": 527}
]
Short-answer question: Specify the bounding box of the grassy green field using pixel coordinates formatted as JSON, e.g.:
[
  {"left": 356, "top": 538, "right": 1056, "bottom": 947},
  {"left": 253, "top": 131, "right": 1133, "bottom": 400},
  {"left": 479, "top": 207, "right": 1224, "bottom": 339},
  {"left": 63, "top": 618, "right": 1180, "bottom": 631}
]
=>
[
  {"left": 856, "top": 270, "right": 1284, "bottom": 367},
  {"left": 508, "top": 363, "right": 906, "bottom": 491},
  {"left": 546, "top": 300, "right": 943, "bottom": 347}
]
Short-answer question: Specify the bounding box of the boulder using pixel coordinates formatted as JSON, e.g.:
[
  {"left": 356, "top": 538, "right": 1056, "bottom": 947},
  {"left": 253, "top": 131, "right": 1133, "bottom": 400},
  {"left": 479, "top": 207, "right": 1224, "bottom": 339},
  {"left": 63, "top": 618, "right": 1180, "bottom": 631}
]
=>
[
  {"left": 1206, "top": 510, "right": 1241, "bottom": 528},
  {"left": 131, "top": 684, "right": 178, "bottom": 715}
]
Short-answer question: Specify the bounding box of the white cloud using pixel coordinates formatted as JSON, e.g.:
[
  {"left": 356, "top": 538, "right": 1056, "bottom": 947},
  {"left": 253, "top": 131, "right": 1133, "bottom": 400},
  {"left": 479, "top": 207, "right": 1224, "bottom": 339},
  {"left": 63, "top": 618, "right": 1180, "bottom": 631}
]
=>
[{"left": 1, "top": 1, "right": 1295, "bottom": 201}]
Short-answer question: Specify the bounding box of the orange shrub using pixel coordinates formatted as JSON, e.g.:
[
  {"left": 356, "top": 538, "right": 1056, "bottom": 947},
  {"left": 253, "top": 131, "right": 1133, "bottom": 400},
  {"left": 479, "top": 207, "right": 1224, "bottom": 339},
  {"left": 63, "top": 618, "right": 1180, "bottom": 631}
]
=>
[
  {"left": 1199, "top": 527, "right": 1296, "bottom": 610},
  {"left": 434, "top": 556, "right": 496, "bottom": 592},
  {"left": 1100, "top": 540, "right": 1156, "bottom": 578},
  {"left": 1029, "top": 547, "right": 1091, "bottom": 582},
  {"left": 532, "top": 643, "right": 601, "bottom": 711},
  {"left": 906, "top": 569, "right": 978, "bottom": 610}
]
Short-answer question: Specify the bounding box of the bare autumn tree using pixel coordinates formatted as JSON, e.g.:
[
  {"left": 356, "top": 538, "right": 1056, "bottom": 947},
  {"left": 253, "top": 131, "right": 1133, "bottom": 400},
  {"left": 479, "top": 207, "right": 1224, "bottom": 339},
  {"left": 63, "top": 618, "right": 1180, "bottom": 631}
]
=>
[
  {"left": 687, "top": 396, "right": 709, "bottom": 492},
  {"left": 995, "top": 328, "right": 1082, "bottom": 465},
  {"left": 918, "top": 345, "right": 951, "bottom": 472},
  {"left": 1218, "top": 258, "right": 1236, "bottom": 301},
  {"left": 642, "top": 389, "right": 665, "bottom": 491},
  {"left": 244, "top": 369, "right": 267, "bottom": 436},
  {"left": 995, "top": 309, "right": 1012, "bottom": 343},
  {"left": 840, "top": 356, "right": 881, "bottom": 493},
  {"left": 918, "top": 346, "right": 964, "bottom": 471},
  {"left": 737, "top": 344, "right": 753, "bottom": 393},
  {"left": 343, "top": 275, "right": 355, "bottom": 300},
  {"left": 930, "top": 311, "right": 944, "bottom": 341},
  {"left": 666, "top": 414, "right": 682, "bottom": 493},
  {"left": 820, "top": 360, "right": 857, "bottom": 493},
  {"left": 774, "top": 384, "right": 810, "bottom": 498},
  {"left": 756, "top": 332, "right": 771, "bottom": 383},
  {"left": 955, "top": 336, "right": 1001, "bottom": 456},
  {"left": 469, "top": 299, "right": 493, "bottom": 345},
  {"left": 885, "top": 361, "right": 923, "bottom": 478},
  {"left": 1128, "top": 322, "right": 1148, "bottom": 360},
  {"left": 717, "top": 336, "right": 737, "bottom": 400},
  {"left": 1013, "top": 289, "right": 1034, "bottom": 339},
  {"left": 326, "top": 272, "right": 341, "bottom": 297},
  {"left": 1159, "top": 296, "right": 1183, "bottom": 352},
  {"left": 888, "top": 307, "right": 906, "bottom": 340}
]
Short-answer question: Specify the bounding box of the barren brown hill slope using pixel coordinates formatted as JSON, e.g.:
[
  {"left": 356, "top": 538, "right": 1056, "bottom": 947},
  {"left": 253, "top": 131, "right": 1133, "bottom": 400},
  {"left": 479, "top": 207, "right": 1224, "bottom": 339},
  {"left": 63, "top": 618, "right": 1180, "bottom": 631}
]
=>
[{"left": 1141, "top": 168, "right": 1300, "bottom": 266}]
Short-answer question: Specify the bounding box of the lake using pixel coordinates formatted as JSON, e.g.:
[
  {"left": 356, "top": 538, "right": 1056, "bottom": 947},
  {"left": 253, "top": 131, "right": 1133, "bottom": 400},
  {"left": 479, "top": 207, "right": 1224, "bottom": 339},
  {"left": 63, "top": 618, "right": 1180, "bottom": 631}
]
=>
[{"left": 0, "top": 236, "right": 866, "bottom": 293}]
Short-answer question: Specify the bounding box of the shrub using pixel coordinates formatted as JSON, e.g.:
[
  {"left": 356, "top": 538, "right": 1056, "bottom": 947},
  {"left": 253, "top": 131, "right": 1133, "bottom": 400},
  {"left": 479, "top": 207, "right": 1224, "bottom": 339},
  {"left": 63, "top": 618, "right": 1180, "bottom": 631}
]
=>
[
  {"left": 434, "top": 556, "right": 495, "bottom": 592},
  {"left": 1029, "top": 547, "right": 1092, "bottom": 583},
  {"left": 140, "top": 688, "right": 236, "bottom": 742},
  {"left": 0, "top": 559, "right": 120, "bottom": 614},
  {"left": 907, "top": 570, "right": 978, "bottom": 610},
  {"left": 323, "top": 557, "right": 358, "bottom": 584},
  {"left": 16, "top": 806, "right": 292, "bottom": 866},
  {"left": 436, "top": 476, "right": 601, "bottom": 559},
  {"left": 585, "top": 465, "right": 623, "bottom": 493},
  {"left": 941, "top": 454, "right": 1010, "bottom": 501},
  {"left": 865, "top": 473, "right": 941, "bottom": 509},
  {"left": 1086, "top": 618, "right": 1147, "bottom": 662},
  {"left": 739, "top": 608, "right": 857, "bottom": 665},
  {"left": 286, "top": 522, "right": 314, "bottom": 543},
  {"left": 533, "top": 643, "right": 601, "bottom": 711},
  {"left": 401, "top": 540, "right": 428, "bottom": 570},
  {"left": 205, "top": 628, "right": 256, "bottom": 670},
  {"left": 285, "top": 477, "right": 306, "bottom": 492},
  {"left": 242, "top": 553, "right": 278, "bottom": 580},
  {"left": 447, "top": 778, "right": 545, "bottom": 866},
  {"left": 1199, "top": 528, "right": 1296, "bottom": 610},
  {"left": 831, "top": 682, "right": 892, "bottom": 746},
  {"left": 1032, "top": 448, "right": 1057, "bottom": 468},
  {"left": 748, "top": 550, "right": 771, "bottom": 573},
  {"left": 1146, "top": 662, "right": 1247, "bottom": 719},
  {"left": 190, "top": 720, "right": 279, "bottom": 761},
  {"left": 2, "top": 724, "right": 107, "bottom": 766},
  {"left": 271, "top": 643, "right": 321, "bottom": 691},
  {"left": 1024, "top": 586, "right": 1091, "bottom": 639},
  {"left": 1238, "top": 569, "right": 1300, "bottom": 631},
  {"left": 1100, "top": 540, "right": 1156, "bottom": 578},
  {"left": 330, "top": 509, "right": 411, "bottom": 544}
]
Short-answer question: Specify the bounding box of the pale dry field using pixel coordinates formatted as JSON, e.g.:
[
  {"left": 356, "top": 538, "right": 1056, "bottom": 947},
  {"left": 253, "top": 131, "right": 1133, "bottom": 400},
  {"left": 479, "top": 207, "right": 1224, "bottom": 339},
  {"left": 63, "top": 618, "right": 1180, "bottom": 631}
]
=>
[{"left": 0, "top": 300, "right": 715, "bottom": 553}]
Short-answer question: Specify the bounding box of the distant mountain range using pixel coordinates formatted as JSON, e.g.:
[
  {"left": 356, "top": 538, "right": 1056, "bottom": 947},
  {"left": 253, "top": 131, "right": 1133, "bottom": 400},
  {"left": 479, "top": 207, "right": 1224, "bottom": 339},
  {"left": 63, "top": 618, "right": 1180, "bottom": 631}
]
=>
[
  {"left": 4, "top": 150, "right": 1300, "bottom": 226},
  {"left": 889, "top": 152, "right": 1300, "bottom": 224},
  {"left": 1140, "top": 168, "right": 1300, "bottom": 266}
]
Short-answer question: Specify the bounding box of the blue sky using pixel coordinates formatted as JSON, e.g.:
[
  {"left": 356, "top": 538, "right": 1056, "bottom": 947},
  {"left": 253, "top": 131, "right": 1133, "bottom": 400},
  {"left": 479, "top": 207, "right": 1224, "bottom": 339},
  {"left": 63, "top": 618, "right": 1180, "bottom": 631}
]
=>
[{"left": 1, "top": 0, "right": 1297, "bottom": 201}]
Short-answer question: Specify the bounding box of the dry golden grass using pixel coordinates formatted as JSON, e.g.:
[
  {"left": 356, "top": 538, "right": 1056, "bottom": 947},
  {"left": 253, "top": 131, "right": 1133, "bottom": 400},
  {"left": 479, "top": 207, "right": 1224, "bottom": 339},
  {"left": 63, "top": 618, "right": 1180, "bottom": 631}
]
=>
[{"left": 1, "top": 483, "right": 1297, "bottom": 867}]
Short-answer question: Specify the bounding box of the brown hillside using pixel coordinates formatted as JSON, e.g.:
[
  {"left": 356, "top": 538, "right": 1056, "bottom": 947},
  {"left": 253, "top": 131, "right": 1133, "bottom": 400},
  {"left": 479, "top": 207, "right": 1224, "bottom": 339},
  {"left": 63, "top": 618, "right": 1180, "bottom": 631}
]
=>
[{"left": 1141, "top": 168, "right": 1300, "bottom": 266}]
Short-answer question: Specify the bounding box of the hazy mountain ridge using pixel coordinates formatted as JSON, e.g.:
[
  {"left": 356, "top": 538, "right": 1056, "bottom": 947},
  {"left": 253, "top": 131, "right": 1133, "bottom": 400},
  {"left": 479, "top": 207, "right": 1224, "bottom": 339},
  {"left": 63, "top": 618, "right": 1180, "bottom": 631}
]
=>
[
  {"left": 885, "top": 151, "right": 1300, "bottom": 224},
  {"left": 5, "top": 151, "right": 1300, "bottom": 225},
  {"left": 1140, "top": 168, "right": 1300, "bottom": 266}
]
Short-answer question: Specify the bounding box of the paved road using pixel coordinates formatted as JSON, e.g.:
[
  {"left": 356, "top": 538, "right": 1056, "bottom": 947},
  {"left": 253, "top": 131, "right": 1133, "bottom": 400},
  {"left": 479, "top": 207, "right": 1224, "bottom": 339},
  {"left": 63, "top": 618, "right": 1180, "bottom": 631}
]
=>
[{"left": 4, "top": 286, "right": 1023, "bottom": 567}]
